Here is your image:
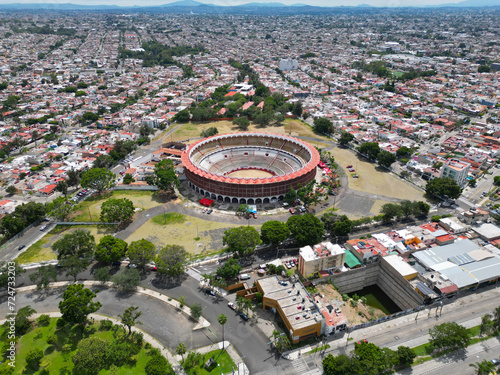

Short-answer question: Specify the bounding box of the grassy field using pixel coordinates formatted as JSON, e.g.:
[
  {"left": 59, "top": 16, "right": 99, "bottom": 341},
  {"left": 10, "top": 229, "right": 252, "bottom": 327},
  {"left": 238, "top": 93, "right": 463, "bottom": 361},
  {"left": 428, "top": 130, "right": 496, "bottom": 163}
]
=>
[
  {"left": 16, "top": 225, "right": 118, "bottom": 264},
  {"left": 332, "top": 147, "right": 426, "bottom": 202},
  {"left": 163, "top": 118, "right": 328, "bottom": 144},
  {"left": 72, "top": 190, "right": 160, "bottom": 222},
  {"left": 182, "top": 349, "right": 236, "bottom": 375},
  {"left": 126, "top": 213, "right": 255, "bottom": 255},
  {"left": 0, "top": 318, "right": 156, "bottom": 374}
]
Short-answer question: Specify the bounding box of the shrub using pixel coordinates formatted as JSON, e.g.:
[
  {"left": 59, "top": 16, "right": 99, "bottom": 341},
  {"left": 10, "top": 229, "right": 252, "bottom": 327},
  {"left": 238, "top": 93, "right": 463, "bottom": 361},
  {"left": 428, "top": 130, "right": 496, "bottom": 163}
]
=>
[
  {"left": 46, "top": 334, "right": 58, "bottom": 346},
  {"left": 350, "top": 300, "right": 358, "bottom": 308},
  {"left": 37, "top": 314, "right": 51, "bottom": 327},
  {"left": 99, "top": 319, "right": 113, "bottom": 331},
  {"left": 26, "top": 348, "right": 43, "bottom": 369},
  {"left": 342, "top": 294, "right": 349, "bottom": 301},
  {"left": 56, "top": 318, "right": 66, "bottom": 329}
]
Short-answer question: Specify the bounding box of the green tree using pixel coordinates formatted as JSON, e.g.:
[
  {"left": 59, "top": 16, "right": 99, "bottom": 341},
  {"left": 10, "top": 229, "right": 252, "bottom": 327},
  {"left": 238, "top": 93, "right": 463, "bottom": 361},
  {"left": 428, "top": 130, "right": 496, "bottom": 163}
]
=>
[
  {"left": 358, "top": 142, "right": 381, "bottom": 160},
  {"left": 200, "top": 126, "right": 218, "bottom": 138},
  {"left": 60, "top": 255, "right": 90, "bottom": 282},
  {"left": 156, "top": 244, "right": 189, "bottom": 279},
  {"left": 417, "top": 201, "right": 431, "bottom": 216},
  {"left": 494, "top": 175, "right": 500, "bottom": 186},
  {"left": 0, "top": 261, "right": 24, "bottom": 288},
  {"left": 5, "top": 185, "right": 16, "bottom": 195},
  {"left": 236, "top": 203, "right": 250, "bottom": 216},
  {"left": 399, "top": 200, "right": 418, "bottom": 218},
  {"left": 53, "top": 229, "right": 95, "bottom": 260},
  {"left": 429, "top": 322, "right": 470, "bottom": 352},
  {"left": 25, "top": 348, "right": 43, "bottom": 369},
  {"left": 123, "top": 173, "right": 135, "bottom": 184},
  {"left": 118, "top": 306, "right": 142, "bottom": 336},
  {"left": 233, "top": 116, "right": 250, "bottom": 130},
  {"left": 425, "top": 177, "right": 462, "bottom": 199},
  {"left": 338, "top": 131, "right": 354, "bottom": 147},
  {"left": 100, "top": 198, "right": 135, "bottom": 225},
  {"left": 81, "top": 168, "right": 115, "bottom": 195},
  {"left": 95, "top": 235, "right": 128, "bottom": 264},
  {"left": 176, "top": 342, "right": 187, "bottom": 362},
  {"left": 81, "top": 111, "right": 99, "bottom": 125},
  {"left": 6, "top": 305, "right": 36, "bottom": 336},
  {"left": 190, "top": 303, "right": 202, "bottom": 320},
  {"left": 380, "top": 203, "right": 403, "bottom": 221},
  {"left": 223, "top": 226, "right": 262, "bottom": 257},
  {"left": 67, "top": 168, "right": 81, "bottom": 187},
  {"left": 112, "top": 268, "right": 141, "bottom": 290},
  {"left": 397, "top": 345, "right": 416, "bottom": 367},
  {"left": 313, "top": 117, "right": 334, "bottom": 135},
  {"left": 396, "top": 146, "right": 412, "bottom": 159},
  {"left": 216, "top": 258, "right": 241, "bottom": 281},
  {"left": 333, "top": 215, "right": 352, "bottom": 237},
  {"left": 93, "top": 267, "right": 111, "bottom": 283},
  {"left": 173, "top": 109, "right": 190, "bottom": 123},
  {"left": 146, "top": 159, "right": 179, "bottom": 197},
  {"left": 478, "top": 65, "right": 491, "bottom": 73},
  {"left": 58, "top": 284, "right": 102, "bottom": 326},
  {"left": 145, "top": 352, "right": 175, "bottom": 375},
  {"left": 56, "top": 180, "right": 68, "bottom": 196},
  {"left": 323, "top": 354, "right": 358, "bottom": 375},
  {"left": 126, "top": 239, "right": 157, "bottom": 270},
  {"left": 287, "top": 214, "right": 324, "bottom": 246},
  {"left": 284, "top": 188, "right": 297, "bottom": 204},
  {"left": 480, "top": 313, "right": 493, "bottom": 336},
  {"left": 72, "top": 337, "right": 108, "bottom": 375},
  {"left": 354, "top": 341, "right": 397, "bottom": 375},
  {"left": 377, "top": 150, "right": 397, "bottom": 168},
  {"left": 218, "top": 314, "right": 228, "bottom": 354},
  {"left": 469, "top": 360, "right": 496, "bottom": 375},
  {"left": 260, "top": 220, "right": 290, "bottom": 245},
  {"left": 47, "top": 196, "right": 75, "bottom": 221},
  {"left": 292, "top": 101, "right": 303, "bottom": 117},
  {"left": 29, "top": 265, "right": 57, "bottom": 289}
]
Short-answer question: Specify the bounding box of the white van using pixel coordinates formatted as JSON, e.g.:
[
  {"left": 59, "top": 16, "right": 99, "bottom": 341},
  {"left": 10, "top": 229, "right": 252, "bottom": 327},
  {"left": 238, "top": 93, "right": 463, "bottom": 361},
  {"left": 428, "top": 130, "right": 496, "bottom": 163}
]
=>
[{"left": 239, "top": 274, "right": 251, "bottom": 280}]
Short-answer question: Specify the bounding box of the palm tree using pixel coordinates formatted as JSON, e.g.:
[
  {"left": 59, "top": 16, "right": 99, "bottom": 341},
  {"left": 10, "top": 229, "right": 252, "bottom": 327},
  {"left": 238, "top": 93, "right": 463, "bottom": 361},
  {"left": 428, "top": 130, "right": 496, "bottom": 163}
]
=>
[
  {"left": 236, "top": 296, "right": 245, "bottom": 312},
  {"left": 480, "top": 314, "right": 493, "bottom": 336},
  {"left": 493, "top": 307, "right": 500, "bottom": 332},
  {"left": 218, "top": 314, "right": 227, "bottom": 351},
  {"left": 469, "top": 360, "right": 495, "bottom": 375},
  {"left": 176, "top": 342, "right": 187, "bottom": 362}
]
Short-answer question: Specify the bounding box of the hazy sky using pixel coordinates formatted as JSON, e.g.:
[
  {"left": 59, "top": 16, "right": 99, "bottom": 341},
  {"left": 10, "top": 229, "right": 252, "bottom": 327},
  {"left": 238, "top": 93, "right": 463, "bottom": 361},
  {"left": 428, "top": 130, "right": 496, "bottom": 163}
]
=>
[{"left": 0, "top": 0, "right": 464, "bottom": 7}]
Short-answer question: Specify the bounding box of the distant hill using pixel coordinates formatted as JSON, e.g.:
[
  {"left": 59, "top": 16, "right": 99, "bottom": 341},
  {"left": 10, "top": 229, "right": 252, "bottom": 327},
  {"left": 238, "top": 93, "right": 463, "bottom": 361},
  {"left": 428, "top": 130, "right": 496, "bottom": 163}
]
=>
[
  {"left": 236, "top": 2, "right": 287, "bottom": 7},
  {"left": 160, "top": 0, "right": 207, "bottom": 7},
  {"left": 0, "top": 2, "right": 120, "bottom": 9}
]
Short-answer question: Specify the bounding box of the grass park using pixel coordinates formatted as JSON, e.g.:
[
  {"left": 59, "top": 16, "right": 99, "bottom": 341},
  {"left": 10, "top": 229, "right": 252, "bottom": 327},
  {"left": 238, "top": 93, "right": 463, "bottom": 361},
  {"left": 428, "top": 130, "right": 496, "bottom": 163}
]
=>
[
  {"left": 0, "top": 318, "right": 154, "bottom": 375},
  {"left": 71, "top": 190, "right": 160, "bottom": 222}
]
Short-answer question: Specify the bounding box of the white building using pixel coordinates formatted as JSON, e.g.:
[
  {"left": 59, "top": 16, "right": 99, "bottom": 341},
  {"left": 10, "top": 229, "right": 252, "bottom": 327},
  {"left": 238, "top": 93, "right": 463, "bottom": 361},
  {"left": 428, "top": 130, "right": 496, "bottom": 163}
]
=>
[{"left": 440, "top": 159, "right": 470, "bottom": 188}]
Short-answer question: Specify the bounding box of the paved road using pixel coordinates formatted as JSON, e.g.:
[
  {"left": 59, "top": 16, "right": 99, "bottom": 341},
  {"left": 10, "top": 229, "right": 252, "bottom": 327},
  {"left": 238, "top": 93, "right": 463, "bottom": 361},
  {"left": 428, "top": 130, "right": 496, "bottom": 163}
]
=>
[
  {"left": 9, "top": 267, "right": 276, "bottom": 375},
  {"left": 397, "top": 337, "right": 500, "bottom": 375}
]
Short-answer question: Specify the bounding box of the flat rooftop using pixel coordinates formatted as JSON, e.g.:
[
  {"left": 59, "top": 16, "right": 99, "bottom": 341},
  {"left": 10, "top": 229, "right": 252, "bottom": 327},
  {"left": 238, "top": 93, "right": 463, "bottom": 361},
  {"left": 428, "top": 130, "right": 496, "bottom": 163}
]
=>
[{"left": 257, "top": 276, "right": 323, "bottom": 330}]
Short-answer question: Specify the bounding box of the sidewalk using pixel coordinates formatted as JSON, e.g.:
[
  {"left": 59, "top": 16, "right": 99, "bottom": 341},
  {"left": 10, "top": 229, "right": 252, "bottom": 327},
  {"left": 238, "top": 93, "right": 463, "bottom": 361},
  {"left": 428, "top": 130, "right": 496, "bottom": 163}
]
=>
[{"left": 13, "top": 280, "right": 211, "bottom": 330}]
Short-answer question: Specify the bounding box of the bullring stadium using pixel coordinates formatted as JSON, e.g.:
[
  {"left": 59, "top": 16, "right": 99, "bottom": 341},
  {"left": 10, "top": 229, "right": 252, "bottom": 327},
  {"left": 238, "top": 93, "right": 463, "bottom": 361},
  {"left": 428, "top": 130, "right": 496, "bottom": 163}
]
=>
[{"left": 181, "top": 133, "right": 320, "bottom": 204}]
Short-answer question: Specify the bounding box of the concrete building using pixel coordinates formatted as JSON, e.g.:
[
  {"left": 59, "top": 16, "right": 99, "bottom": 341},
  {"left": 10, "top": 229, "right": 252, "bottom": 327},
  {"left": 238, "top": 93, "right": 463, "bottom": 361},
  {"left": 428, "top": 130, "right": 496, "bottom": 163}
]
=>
[
  {"left": 279, "top": 59, "right": 298, "bottom": 71},
  {"left": 298, "top": 241, "right": 345, "bottom": 278},
  {"left": 440, "top": 158, "right": 470, "bottom": 187},
  {"left": 254, "top": 276, "right": 324, "bottom": 344}
]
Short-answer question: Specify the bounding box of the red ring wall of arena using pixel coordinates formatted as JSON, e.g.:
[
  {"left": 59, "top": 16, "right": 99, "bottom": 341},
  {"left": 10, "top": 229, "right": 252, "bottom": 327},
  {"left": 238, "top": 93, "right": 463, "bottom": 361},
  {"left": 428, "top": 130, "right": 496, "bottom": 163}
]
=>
[{"left": 181, "top": 133, "right": 320, "bottom": 202}]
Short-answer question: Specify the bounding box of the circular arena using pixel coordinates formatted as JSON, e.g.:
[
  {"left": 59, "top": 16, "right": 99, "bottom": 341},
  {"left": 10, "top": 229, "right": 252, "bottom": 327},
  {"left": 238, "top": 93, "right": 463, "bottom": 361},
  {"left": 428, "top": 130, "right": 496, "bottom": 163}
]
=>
[{"left": 181, "top": 133, "right": 320, "bottom": 204}]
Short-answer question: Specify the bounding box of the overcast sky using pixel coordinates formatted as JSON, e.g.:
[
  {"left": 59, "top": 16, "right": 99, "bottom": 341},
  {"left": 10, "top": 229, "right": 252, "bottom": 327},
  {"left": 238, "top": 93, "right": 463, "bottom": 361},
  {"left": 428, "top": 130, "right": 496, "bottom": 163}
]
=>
[{"left": 0, "top": 0, "right": 464, "bottom": 7}]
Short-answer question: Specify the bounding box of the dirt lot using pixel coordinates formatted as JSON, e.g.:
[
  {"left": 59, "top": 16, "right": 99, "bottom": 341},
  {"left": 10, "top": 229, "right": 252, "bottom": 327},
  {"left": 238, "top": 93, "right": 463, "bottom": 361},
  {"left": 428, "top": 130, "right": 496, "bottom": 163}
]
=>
[
  {"left": 332, "top": 147, "right": 426, "bottom": 202},
  {"left": 162, "top": 119, "right": 329, "bottom": 148},
  {"left": 317, "top": 283, "right": 386, "bottom": 326},
  {"left": 125, "top": 213, "right": 255, "bottom": 255}
]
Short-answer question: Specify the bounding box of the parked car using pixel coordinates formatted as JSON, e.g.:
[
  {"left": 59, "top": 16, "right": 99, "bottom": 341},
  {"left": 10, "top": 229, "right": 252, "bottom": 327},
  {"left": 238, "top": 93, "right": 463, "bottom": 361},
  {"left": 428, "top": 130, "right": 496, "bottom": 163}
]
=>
[
  {"left": 347, "top": 165, "right": 352, "bottom": 168},
  {"left": 202, "top": 208, "right": 208, "bottom": 213},
  {"left": 491, "top": 359, "right": 500, "bottom": 365},
  {"left": 228, "top": 302, "right": 236, "bottom": 310},
  {"left": 349, "top": 168, "right": 355, "bottom": 172},
  {"left": 289, "top": 208, "right": 295, "bottom": 214},
  {"left": 239, "top": 312, "right": 249, "bottom": 321},
  {"left": 207, "top": 208, "right": 213, "bottom": 214},
  {"left": 127, "top": 263, "right": 137, "bottom": 269},
  {"left": 112, "top": 261, "right": 121, "bottom": 267},
  {"left": 18, "top": 245, "right": 25, "bottom": 251},
  {"left": 40, "top": 225, "right": 47, "bottom": 231},
  {"left": 150, "top": 266, "right": 157, "bottom": 272}
]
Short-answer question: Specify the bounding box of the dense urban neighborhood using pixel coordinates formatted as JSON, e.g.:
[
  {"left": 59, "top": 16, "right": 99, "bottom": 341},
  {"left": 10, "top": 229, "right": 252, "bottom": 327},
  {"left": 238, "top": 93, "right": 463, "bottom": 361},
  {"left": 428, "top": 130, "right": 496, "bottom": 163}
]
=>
[{"left": 0, "top": 4, "right": 500, "bottom": 375}]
